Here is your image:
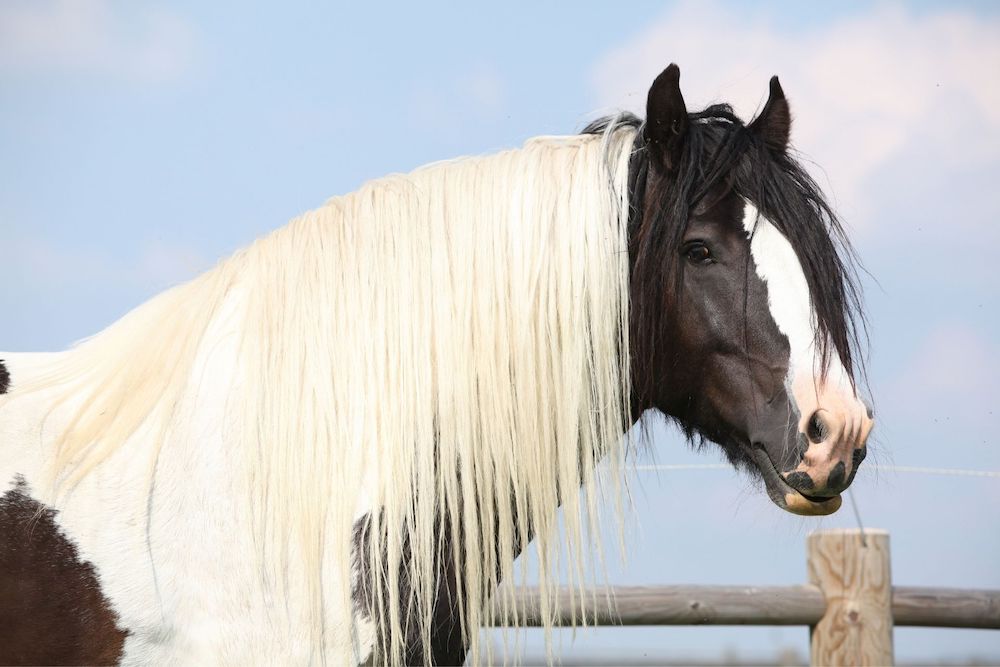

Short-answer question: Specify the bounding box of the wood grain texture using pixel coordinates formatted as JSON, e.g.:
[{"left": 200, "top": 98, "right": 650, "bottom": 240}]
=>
[
  {"left": 492, "top": 583, "right": 1000, "bottom": 630},
  {"left": 892, "top": 586, "right": 1000, "bottom": 629},
  {"left": 808, "top": 529, "right": 894, "bottom": 667},
  {"left": 493, "top": 585, "right": 827, "bottom": 626}
]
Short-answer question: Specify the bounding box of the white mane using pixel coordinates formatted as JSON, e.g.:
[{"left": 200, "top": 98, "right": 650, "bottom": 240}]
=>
[{"left": 19, "top": 125, "right": 637, "bottom": 664}]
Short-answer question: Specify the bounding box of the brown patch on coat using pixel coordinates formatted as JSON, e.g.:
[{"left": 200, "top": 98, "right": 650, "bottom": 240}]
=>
[
  {"left": 352, "top": 512, "right": 467, "bottom": 666},
  {"left": 0, "top": 476, "right": 128, "bottom": 665}
]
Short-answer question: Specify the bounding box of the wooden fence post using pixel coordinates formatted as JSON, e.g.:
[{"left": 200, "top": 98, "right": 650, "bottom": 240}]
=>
[{"left": 808, "top": 529, "right": 894, "bottom": 666}]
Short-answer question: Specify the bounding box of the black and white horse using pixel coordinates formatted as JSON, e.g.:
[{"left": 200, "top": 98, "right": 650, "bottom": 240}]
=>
[{"left": 0, "top": 64, "right": 872, "bottom": 665}]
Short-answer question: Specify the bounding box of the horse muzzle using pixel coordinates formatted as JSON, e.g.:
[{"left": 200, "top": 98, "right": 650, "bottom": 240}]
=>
[{"left": 754, "top": 379, "right": 874, "bottom": 516}]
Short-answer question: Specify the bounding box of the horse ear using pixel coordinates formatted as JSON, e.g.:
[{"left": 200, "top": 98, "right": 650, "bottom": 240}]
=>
[
  {"left": 749, "top": 76, "right": 791, "bottom": 153},
  {"left": 645, "top": 63, "right": 688, "bottom": 171}
]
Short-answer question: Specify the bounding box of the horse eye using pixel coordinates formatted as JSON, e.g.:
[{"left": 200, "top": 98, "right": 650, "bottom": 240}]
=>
[{"left": 684, "top": 242, "right": 713, "bottom": 264}]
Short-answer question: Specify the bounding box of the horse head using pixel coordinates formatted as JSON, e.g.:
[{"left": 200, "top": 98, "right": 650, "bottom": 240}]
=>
[{"left": 628, "top": 64, "right": 873, "bottom": 516}]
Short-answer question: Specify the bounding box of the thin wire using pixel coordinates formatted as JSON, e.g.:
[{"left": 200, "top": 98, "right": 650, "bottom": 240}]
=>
[
  {"left": 847, "top": 488, "right": 867, "bottom": 547},
  {"left": 631, "top": 463, "right": 1000, "bottom": 478},
  {"left": 870, "top": 464, "right": 1000, "bottom": 478},
  {"left": 632, "top": 464, "right": 729, "bottom": 471}
]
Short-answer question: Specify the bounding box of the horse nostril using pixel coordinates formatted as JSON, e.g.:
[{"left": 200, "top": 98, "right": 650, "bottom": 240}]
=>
[
  {"left": 806, "top": 411, "right": 827, "bottom": 444},
  {"left": 852, "top": 446, "right": 867, "bottom": 468}
]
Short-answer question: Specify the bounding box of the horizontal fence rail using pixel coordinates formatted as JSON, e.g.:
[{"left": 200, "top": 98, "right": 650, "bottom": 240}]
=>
[
  {"left": 892, "top": 586, "right": 1000, "bottom": 629},
  {"left": 490, "top": 529, "right": 1000, "bottom": 666},
  {"left": 493, "top": 584, "right": 1000, "bottom": 629}
]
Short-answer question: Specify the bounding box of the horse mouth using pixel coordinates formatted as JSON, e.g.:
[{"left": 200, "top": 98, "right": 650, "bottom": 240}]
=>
[{"left": 749, "top": 447, "right": 842, "bottom": 516}]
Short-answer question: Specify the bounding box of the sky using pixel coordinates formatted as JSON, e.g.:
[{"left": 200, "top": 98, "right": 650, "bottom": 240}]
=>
[{"left": 2, "top": 0, "right": 999, "bottom": 663}]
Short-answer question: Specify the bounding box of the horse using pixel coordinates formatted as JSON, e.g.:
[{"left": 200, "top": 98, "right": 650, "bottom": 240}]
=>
[{"left": 0, "top": 63, "right": 873, "bottom": 665}]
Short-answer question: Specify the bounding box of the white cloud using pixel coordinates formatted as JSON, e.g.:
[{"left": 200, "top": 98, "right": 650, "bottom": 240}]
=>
[
  {"left": 406, "top": 63, "right": 507, "bottom": 133},
  {"left": 135, "top": 241, "right": 211, "bottom": 287},
  {"left": 0, "top": 0, "right": 198, "bottom": 83},
  {"left": 461, "top": 65, "right": 506, "bottom": 113},
  {"left": 590, "top": 2, "right": 1000, "bottom": 230},
  {"left": 3, "top": 234, "right": 209, "bottom": 292},
  {"left": 886, "top": 323, "right": 1000, "bottom": 419}
]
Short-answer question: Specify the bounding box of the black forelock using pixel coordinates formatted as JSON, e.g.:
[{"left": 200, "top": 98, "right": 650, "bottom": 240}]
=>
[
  {"left": 733, "top": 120, "right": 867, "bottom": 383},
  {"left": 583, "top": 105, "right": 866, "bottom": 384}
]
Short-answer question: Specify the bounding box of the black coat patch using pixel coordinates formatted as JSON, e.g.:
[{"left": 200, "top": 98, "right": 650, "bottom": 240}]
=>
[
  {"left": 0, "top": 475, "right": 129, "bottom": 665},
  {"left": 352, "top": 513, "right": 466, "bottom": 666},
  {"left": 0, "top": 359, "right": 9, "bottom": 394}
]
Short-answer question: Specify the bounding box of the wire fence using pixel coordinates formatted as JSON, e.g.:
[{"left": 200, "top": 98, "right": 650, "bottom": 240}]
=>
[{"left": 631, "top": 464, "right": 1000, "bottom": 478}]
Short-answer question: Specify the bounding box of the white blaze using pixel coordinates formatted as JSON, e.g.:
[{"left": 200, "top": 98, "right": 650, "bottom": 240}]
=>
[
  {"left": 742, "top": 202, "right": 871, "bottom": 494},
  {"left": 742, "top": 202, "right": 815, "bottom": 373},
  {"left": 742, "top": 201, "right": 853, "bottom": 423}
]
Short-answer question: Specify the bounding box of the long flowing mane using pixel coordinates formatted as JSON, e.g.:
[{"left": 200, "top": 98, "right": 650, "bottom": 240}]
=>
[{"left": 14, "top": 126, "right": 637, "bottom": 663}]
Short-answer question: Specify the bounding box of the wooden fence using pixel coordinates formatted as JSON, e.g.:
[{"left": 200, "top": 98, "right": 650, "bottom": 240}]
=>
[{"left": 497, "top": 529, "right": 1000, "bottom": 666}]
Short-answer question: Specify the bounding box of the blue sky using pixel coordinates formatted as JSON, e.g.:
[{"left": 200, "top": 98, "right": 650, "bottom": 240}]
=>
[{"left": 2, "top": 1, "right": 999, "bottom": 662}]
